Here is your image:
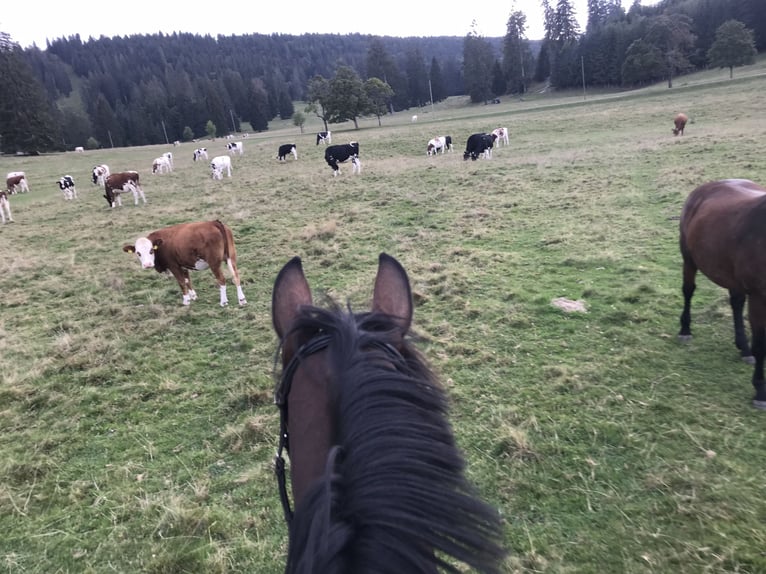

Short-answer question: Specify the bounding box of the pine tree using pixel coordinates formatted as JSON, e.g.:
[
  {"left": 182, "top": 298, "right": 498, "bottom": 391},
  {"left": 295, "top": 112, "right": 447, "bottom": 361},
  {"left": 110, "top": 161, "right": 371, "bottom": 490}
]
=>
[
  {"left": 502, "top": 10, "right": 533, "bottom": 94},
  {"left": 463, "top": 25, "right": 495, "bottom": 104}
]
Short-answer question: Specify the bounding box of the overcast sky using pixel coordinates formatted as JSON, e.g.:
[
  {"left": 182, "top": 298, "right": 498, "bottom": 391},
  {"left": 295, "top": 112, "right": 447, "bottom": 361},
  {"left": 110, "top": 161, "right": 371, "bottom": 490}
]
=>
[{"left": 3, "top": 1, "right": 654, "bottom": 49}]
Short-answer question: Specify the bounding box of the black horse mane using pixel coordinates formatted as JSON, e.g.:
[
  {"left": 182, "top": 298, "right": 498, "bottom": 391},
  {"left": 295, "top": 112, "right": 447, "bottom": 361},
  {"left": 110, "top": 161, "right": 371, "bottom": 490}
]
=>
[{"left": 280, "top": 302, "right": 506, "bottom": 574}]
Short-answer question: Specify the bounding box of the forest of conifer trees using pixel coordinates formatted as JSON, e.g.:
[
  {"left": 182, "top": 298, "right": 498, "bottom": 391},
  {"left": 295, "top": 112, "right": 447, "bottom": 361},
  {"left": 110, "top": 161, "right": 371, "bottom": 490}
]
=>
[{"left": 0, "top": 0, "right": 762, "bottom": 153}]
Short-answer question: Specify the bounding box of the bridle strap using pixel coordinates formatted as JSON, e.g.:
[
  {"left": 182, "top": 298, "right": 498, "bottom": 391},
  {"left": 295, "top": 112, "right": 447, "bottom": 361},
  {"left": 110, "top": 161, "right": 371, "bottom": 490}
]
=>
[
  {"left": 274, "top": 333, "right": 333, "bottom": 525},
  {"left": 273, "top": 330, "right": 404, "bottom": 526}
]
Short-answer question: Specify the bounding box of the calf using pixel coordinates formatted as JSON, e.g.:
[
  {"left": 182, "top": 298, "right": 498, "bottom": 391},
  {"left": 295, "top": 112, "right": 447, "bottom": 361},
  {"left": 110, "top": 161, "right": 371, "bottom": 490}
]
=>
[
  {"left": 277, "top": 144, "right": 298, "bottom": 161},
  {"left": 316, "top": 131, "right": 332, "bottom": 145},
  {"left": 427, "top": 136, "right": 453, "bottom": 156},
  {"left": 57, "top": 175, "right": 77, "bottom": 200},
  {"left": 122, "top": 220, "right": 247, "bottom": 307},
  {"left": 0, "top": 191, "right": 13, "bottom": 223},
  {"left": 104, "top": 171, "right": 145, "bottom": 208},
  {"left": 226, "top": 141, "right": 244, "bottom": 156},
  {"left": 193, "top": 148, "right": 208, "bottom": 162},
  {"left": 6, "top": 171, "right": 29, "bottom": 194},
  {"left": 210, "top": 156, "right": 232, "bottom": 179},
  {"left": 463, "top": 133, "right": 496, "bottom": 161},
  {"left": 673, "top": 113, "right": 688, "bottom": 136},
  {"left": 152, "top": 156, "right": 172, "bottom": 174},
  {"left": 325, "top": 142, "right": 361, "bottom": 176},
  {"left": 92, "top": 164, "right": 110, "bottom": 186},
  {"left": 491, "top": 127, "right": 510, "bottom": 146}
]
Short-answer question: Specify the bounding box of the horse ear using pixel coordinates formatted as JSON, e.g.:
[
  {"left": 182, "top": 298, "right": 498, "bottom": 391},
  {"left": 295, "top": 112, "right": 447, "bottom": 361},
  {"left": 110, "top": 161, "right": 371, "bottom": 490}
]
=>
[
  {"left": 272, "top": 256, "right": 313, "bottom": 339},
  {"left": 372, "top": 253, "right": 413, "bottom": 334}
]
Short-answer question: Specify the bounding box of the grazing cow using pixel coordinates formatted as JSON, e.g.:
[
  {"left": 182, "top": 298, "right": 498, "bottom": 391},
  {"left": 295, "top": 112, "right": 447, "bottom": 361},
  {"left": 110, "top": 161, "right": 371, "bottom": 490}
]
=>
[
  {"left": 173, "top": 140, "right": 180, "bottom": 147},
  {"left": 411, "top": 115, "right": 418, "bottom": 122},
  {"left": 210, "top": 156, "right": 232, "bottom": 180},
  {"left": 122, "top": 220, "right": 247, "bottom": 307},
  {"left": 673, "top": 113, "right": 688, "bottom": 136},
  {"left": 57, "top": 175, "right": 77, "bottom": 200},
  {"left": 492, "top": 127, "right": 510, "bottom": 146},
  {"left": 92, "top": 164, "right": 110, "bottom": 186},
  {"left": 0, "top": 191, "right": 13, "bottom": 223},
  {"left": 427, "top": 136, "right": 453, "bottom": 156},
  {"left": 104, "top": 171, "right": 145, "bottom": 208},
  {"left": 193, "top": 148, "right": 208, "bottom": 162},
  {"left": 226, "top": 141, "right": 244, "bottom": 156},
  {"left": 75, "top": 146, "right": 84, "bottom": 152},
  {"left": 277, "top": 144, "right": 298, "bottom": 161},
  {"left": 325, "top": 142, "right": 361, "bottom": 176},
  {"left": 152, "top": 156, "right": 172, "bottom": 174},
  {"left": 463, "top": 133, "right": 496, "bottom": 161},
  {"left": 6, "top": 171, "right": 29, "bottom": 194},
  {"left": 316, "top": 131, "right": 332, "bottom": 145}
]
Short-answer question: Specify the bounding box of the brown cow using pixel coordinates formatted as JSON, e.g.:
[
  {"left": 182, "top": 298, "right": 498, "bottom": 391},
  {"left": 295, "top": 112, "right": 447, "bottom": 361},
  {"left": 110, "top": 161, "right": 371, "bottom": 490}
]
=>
[
  {"left": 6, "top": 171, "right": 29, "bottom": 194},
  {"left": 104, "top": 171, "right": 145, "bottom": 207},
  {"left": 122, "top": 220, "right": 247, "bottom": 307},
  {"left": 673, "top": 113, "right": 688, "bottom": 136}
]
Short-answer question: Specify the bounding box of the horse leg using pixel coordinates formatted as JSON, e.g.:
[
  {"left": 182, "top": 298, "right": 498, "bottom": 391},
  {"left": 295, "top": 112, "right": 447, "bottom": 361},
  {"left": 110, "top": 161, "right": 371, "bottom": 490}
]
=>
[
  {"left": 678, "top": 259, "right": 696, "bottom": 340},
  {"left": 748, "top": 297, "right": 766, "bottom": 408},
  {"left": 729, "top": 290, "right": 753, "bottom": 363}
]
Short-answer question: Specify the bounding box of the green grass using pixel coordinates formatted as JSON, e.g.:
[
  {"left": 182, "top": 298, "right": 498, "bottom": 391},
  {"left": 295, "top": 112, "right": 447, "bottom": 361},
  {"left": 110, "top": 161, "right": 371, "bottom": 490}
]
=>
[{"left": 2, "top": 67, "right": 766, "bottom": 573}]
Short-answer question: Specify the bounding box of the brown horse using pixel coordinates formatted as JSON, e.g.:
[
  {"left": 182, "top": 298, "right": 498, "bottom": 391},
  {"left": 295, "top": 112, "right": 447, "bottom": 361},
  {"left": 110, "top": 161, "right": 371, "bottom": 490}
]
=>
[
  {"left": 678, "top": 179, "right": 766, "bottom": 408},
  {"left": 272, "top": 253, "right": 507, "bottom": 573}
]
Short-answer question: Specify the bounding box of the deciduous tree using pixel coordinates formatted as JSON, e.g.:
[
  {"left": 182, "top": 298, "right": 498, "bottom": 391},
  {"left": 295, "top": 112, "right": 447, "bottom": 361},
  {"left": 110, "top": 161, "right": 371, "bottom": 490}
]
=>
[{"left": 707, "top": 19, "right": 757, "bottom": 79}]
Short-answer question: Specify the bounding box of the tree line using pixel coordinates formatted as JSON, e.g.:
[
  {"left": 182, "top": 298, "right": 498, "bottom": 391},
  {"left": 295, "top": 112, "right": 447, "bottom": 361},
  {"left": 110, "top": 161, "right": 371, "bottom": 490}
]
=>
[{"left": 0, "top": 0, "right": 762, "bottom": 154}]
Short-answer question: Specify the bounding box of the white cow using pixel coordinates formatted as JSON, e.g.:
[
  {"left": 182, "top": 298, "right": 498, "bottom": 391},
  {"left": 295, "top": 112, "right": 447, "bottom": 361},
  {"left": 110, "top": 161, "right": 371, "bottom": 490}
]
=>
[
  {"left": 426, "top": 136, "right": 453, "bottom": 156},
  {"left": 491, "top": 127, "right": 510, "bottom": 146},
  {"left": 193, "top": 148, "right": 208, "bottom": 162},
  {"left": 152, "top": 156, "right": 172, "bottom": 174},
  {"left": 75, "top": 146, "right": 84, "bottom": 152},
  {"left": 411, "top": 115, "right": 418, "bottom": 122},
  {"left": 92, "top": 164, "right": 110, "bottom": 186},
  {"left": 163, "top": 152, "right": 174, "bottom": 168},
  {"left": 226, "top": 142, "right": 243, "bottom": 156},
  {"left": 0, "top": 191, "right": 13, "bottom": 223},
  {"left": 211, "top": 156, "right": 232, "bottom": 180}
]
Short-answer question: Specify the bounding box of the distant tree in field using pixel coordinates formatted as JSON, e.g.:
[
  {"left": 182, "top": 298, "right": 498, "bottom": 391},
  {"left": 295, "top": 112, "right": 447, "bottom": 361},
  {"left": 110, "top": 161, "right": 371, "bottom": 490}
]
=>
[
  {"left": 366, "top": 38, "right": 408, "bottom": 112},
  {"left": 205, "top": 120, "right": 216, "bottom": 139},
  {"left": 325, "top": 66, "right": 369, "bottom": 129},
  {"left": 502, "top": 10, "right": 533, "bottom": 94},
  {"left": 86, "top": 136, "right": 99, "bottom": 150},
  {"left": 364, "top": 77, "right": 394, "bottom": 126},
  {"left": 463, "top": 23, "right": 495, "bottom": 103},
  {"left": 707, "top": 20, "right": 757, "bottom": 79},
  {"left": 491, "top": 60, "right": 507, "bottom": 97},
  {"left": 644, "top": 13, "right": 696, "bottom": 88},
  {"left": 182, "top": 126, "right": 194, "bottom": 141},
  {"left": 428, "top": 57, "right": 446, "bottom": 103},
  {"left": 0, "top": 34, "right": 59, "bottom": 153},
  {"left": 305, "top": 75, "right": 331, "bottom": 131},
  {"left": 277, "top": 89, "right": 294, "bottom": 119},
  {"left": 621, "top": 39, "right": 664, "bottom": 86},
  {"left": 292, "top": 111, "right": 306, "bottom": 133}
]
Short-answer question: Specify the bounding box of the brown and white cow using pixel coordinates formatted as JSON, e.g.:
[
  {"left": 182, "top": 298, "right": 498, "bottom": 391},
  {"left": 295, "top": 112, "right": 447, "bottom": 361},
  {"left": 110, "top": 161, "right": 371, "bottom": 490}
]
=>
[
  {"left": 0, "top": 191, "right": 13, "bottom": 223},
  {"left": 6, "top": 171, "right": 29, "bottom": 194},
  {"left": 104, "top": 171, "right": 145, "bottom": 208},
  {"left": 122, "top": 220, "right": 247, "bottom": 307},
  {"left": 491, "top": 127, "right": 510, "bottom": 146},
  {"left": 673, "top": 113, "right": 688, "bottom": 136}
]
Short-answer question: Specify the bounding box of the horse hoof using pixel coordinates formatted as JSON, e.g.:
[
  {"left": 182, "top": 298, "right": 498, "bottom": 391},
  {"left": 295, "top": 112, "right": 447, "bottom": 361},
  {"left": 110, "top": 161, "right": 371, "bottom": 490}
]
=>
[
  {"left": 752, "top": 399, "right": 766, "bottom": 410},
  {"left": 742, "top": 355, "right": 755, "bottom": 365},
  {"left": 678, "top": 335, "right": 692, "bottom": 342}
]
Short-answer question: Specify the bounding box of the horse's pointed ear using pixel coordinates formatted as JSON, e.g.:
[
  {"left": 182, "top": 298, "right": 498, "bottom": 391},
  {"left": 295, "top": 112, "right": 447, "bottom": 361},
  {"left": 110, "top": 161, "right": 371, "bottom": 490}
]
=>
[
  {"left": 272, "top": 257, "right": 313, "bottom": 339},
  {"left": 372, "top": 253, "right": 413, "bottom": 334}
]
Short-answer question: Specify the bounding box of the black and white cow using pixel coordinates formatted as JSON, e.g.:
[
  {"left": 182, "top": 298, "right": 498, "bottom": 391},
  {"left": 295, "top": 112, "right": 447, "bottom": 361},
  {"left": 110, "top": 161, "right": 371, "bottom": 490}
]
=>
[
  {"left": 57, "top": 175, "right": 77, "bottom": 200},
  {"left": 316, "top": 131, "right": 332, "bottom": 145},
  {"left": 92, "top": 164, "right": 110, "bottom": 186},
  {"left": 325, "top": 142, "right": 360, "bottom": 176},
  {"left": 463, "top": 133, "right": 496, "bottom": 161},
  {"left": 277, "top": 144, "right": 298, "bottom": 161},
  {"left": 193, "top": 148, "right": 208, "bottom": 162},
  {"left": 226, "top": 142, "right": 244, "bottom": 156}
]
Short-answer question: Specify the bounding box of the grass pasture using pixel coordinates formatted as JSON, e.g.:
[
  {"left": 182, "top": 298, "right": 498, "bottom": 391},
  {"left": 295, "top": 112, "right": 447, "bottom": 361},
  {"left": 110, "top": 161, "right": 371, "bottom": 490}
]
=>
[{"left": 2, "top": 70, "right": 766, "bottom": 573}]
